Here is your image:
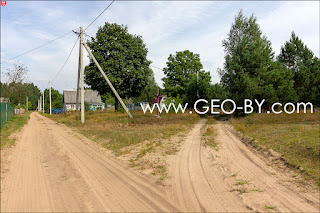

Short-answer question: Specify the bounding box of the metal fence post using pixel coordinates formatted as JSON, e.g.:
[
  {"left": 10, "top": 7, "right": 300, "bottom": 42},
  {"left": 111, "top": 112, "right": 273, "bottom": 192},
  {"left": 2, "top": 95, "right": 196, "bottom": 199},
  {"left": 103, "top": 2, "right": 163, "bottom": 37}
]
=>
[{"left": 6, "top": 103, "right": 7, "bottom": 121}]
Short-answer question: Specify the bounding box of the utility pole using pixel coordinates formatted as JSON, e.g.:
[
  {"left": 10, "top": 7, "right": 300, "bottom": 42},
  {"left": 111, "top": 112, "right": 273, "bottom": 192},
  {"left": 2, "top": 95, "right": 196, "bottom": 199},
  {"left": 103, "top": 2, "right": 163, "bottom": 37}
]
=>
[
  {"left": 82, "top": 42, "right": 133, "bottom": 118},
  {"left": 43, "top": 91, "right": 45, "bottom": 113},
  {"left": 79, "top": 27, "right": 85, "bottom": 123},
  {"left": 75, "top": 31, "right": 81, "bottom": 119},
  {"left": 26, "top": 96, "right": 28, "bottom": 111},
  {"left": 197, "top": 71, "right": 199, "bottom": 99},
  {"left": 40, "top": 96, "right": 42, "bottom": 111},
  {"left": 49, "top": 81, "right": 52, "bottom": 115}
]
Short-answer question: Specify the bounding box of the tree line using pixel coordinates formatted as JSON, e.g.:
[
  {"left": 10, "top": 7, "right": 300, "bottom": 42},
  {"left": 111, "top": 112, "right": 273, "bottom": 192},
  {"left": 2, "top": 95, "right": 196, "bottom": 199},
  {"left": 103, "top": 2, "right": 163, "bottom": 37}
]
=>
[{"left": 84, "top": 10, "right": 319, "bottom": 112}]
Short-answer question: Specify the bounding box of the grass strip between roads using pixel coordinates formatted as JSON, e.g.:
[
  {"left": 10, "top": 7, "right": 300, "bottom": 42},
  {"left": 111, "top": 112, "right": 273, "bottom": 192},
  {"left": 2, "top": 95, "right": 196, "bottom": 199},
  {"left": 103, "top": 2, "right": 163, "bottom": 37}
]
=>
[
  {"left": 42, "top": 110, "right": 200, "bottom": 156},
  {"left": 0, "top": 111, "right": 32, "bottom": 149}
]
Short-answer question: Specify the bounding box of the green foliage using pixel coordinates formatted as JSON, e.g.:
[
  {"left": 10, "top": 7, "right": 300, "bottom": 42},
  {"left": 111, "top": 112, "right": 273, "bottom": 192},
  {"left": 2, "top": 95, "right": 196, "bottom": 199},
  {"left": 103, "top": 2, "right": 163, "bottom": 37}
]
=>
[
  {"left": 134, "top": 71, "right": 160, "bottom": 103},
  {"left": 220, "top": 10, "right": 299, "bottom": 110},
  {"left": 84, "top": 22, "right": 152, "bottom": 110},
  {"left": 208, "top": 83, "right": 228, "bottom": 102},
  {"left": 43, "top": 88, "right": 63, "bottom": 111},
  {"left": 0, "top": 82, "right": 41, "bottom": 110},
  {"left": 84, "top": 101, "right": 90, "bottom": 111},
  {"left": 184, "top": 73, "right": 211, "bottom": 108},
  {"left": 162, "top": 50, "right": 210, "bottom": 98},
  {"left": 278, "top": 32, "right": 320, "bottom": 106}
]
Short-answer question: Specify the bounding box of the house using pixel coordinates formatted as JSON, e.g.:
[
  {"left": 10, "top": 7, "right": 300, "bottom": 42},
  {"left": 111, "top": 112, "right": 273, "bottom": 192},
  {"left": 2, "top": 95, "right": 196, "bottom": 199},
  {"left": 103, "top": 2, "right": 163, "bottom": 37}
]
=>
[{"left": 63, "top": 90, "right": 105, "bottom": 111}]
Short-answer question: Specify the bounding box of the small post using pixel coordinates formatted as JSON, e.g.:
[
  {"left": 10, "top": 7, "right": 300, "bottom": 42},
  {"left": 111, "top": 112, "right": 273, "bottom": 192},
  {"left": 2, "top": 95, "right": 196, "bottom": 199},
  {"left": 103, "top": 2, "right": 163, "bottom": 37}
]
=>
[
  {"left": 49, "top": 81, "right": 52, "bottom": 115},
  {"left": 26, "top": 96, "right": 28, "bottom": 111},
  {"left": 6, "top": 103, "right": 7, "bottom": 121}
]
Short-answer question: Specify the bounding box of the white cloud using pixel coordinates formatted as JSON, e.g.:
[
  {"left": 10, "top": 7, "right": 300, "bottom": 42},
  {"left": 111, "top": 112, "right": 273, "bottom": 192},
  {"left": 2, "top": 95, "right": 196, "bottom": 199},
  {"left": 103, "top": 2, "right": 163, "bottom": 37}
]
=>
[{"left": 1, "top": 1, "right": 318, "bottom": 93}]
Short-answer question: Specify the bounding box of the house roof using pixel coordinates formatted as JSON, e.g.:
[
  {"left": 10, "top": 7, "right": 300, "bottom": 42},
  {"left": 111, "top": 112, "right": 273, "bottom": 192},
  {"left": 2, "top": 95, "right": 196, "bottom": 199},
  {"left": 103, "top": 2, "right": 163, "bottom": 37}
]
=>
[{"left": 63, "top": 90, "right": 104, "bottom": 104}]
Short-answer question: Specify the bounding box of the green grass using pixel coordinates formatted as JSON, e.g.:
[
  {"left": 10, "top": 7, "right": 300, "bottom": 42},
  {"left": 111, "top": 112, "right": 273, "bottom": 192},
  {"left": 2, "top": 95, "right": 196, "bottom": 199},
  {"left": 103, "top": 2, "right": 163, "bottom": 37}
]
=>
[
  {"left": 204, "top": 118, "right": 218, "bottom": 150},
  {"left": 229, "top": 110, "right": 320, "bottom": 186},
  {"left": 42, "top": 110, "right": 199, "bottom": 155},
  {"left": 0, "top": 111, "right": 32, "bottom": 149}
]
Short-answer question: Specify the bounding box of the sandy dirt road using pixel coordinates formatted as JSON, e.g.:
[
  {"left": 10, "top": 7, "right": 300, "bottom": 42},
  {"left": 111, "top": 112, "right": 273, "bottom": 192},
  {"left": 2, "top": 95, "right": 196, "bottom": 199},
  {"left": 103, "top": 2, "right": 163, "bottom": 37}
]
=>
[
  {"left": 169, "top": 120, "right": 319, "bottom": 212},
  {"left": 1, "top": 112, "right": 319, "bottom": 212},
  {"left": 1, "top": 112, "right": 179, "bottom": 212}
]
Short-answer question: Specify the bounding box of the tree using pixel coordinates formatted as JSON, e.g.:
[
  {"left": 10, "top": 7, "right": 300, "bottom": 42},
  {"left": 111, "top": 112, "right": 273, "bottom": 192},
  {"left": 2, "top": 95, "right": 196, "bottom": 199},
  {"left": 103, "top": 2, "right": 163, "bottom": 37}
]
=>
[
  {"left": 4, "top": 62, "right": 29, "bottom": 84},
  {"left": 84, "top": 22, "right": 152, "bottom": 111},
  {"left": 220, "top": 10, "right": 274, "bottom": 108},
  {"left": 134, "top": 71, "right": 159, "bottom": 102},
  {"left": 184, "top": 73, "right": 211, "bottom": 108},
  {"left": 162, "top": 50, "right": 209, "bottom": 98},
  {"left": 278, "top": 32, "right": 320, "bottom": 106},
  {"left": 43, "top": 88, "right": 63, "bottom": 112},
  {"left": 220, "top": 10, "right": 298, "bottom": 110}
]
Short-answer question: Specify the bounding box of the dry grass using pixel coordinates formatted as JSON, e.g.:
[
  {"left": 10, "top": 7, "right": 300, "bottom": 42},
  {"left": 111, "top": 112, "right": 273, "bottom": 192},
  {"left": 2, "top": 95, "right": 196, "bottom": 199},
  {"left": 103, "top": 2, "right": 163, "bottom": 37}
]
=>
[
  {"left": 204, "top": 118, "right": 218, "bottom": 150},
  {"left": 229, "top": 110, "right": 320, "bottom": 186},
  {"left": 42, "top": 110, "right": 199, "bottom": 155}
]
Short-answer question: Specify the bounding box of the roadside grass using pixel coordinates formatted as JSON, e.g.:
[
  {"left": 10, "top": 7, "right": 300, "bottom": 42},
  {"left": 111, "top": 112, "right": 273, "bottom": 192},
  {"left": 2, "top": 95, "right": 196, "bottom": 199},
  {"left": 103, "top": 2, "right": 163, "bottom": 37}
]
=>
[
  {"left": 42, "top": 110, "right": 199, "bottom": 155},
  {"left": 229, "top": 110, "right": 320, "bottom": 186},
  {"left": 0, "top": 111, "right": 31, "bottom": 149},
  {"left": 204, "top": 118, "right": 218, "bottom": 150}
]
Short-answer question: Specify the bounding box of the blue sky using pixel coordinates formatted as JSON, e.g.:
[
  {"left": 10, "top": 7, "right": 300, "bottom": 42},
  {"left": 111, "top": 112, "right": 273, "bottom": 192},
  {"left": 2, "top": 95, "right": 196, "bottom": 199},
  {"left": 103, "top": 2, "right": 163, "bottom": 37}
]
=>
[{"left": 1, "top": 1, "right": 319, "bottom": 93}]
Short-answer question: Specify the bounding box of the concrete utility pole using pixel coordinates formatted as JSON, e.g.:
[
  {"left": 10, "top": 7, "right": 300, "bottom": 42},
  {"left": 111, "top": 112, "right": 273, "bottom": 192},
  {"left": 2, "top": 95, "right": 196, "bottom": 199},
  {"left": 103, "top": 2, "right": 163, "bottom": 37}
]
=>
[
  {"left": 40, "top": 96, "right": 42, "bottom": 111},
  {"left": 26, "top": 96, "right": 28, "bottom": 111},
  {"left": 75, "top": 32, "right": 81, "bottom": 118},
  {"left": 79, "top": 27, "right": 85, "bottom": 123},
  {"left": 49, "top": 81, "right": 52, "bottom": 115},
  {"left": 82, "top": 42, "right": 133, "bottom": 118},
  {"left": 43, "top": 91, "right": 44, "bottom": 113}
]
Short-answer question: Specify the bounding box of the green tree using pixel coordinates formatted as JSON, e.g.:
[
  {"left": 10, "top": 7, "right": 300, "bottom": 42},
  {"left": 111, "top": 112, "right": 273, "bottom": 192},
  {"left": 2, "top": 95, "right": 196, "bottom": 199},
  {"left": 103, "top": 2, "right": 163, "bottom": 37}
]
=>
[
  {"left": 134, "top": 71, "right": 159, "bottom": 102},
  {"left": 220, "top": 10, "right": 274, "bottom": 108},
  {"left": 278, "top": 32, "right": 320, "bottom": 106},
  {"left": 162, "top": 50, "right": 210, "bottom": 98},
  {"left": 220, "top": 10, "right": 297, "bottom": 110},
  {"left": 43, "top": 88, "right": 63, "bottom": 112},
  {"left": 184, "top": 73, "right": 211, "bottom": 108},
  {"left": 84, "top": 22, "right": 152, "bottom": 111}
]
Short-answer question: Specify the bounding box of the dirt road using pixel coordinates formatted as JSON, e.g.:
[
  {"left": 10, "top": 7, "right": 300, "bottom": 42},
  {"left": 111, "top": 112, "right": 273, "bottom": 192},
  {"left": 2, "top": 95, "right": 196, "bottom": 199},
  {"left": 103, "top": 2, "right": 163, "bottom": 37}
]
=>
[
  {"left": 1, "top": 112, "right": 179, "bottom": 212},
  {"left": 169, "top": 120, "right": 319, "bottom": 212},
  {"left": 1, "top": 112, "right": 319, "bottom": 212}
]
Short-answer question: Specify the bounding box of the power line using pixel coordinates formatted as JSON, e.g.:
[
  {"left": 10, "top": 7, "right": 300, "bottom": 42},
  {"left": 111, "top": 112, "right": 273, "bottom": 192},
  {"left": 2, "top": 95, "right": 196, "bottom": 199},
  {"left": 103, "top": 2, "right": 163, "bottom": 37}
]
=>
[
  {"left": 150, "top": 65, "right": 163, "bottom": 70},
  {"left": 51, "top": 35, "right": 80, "bottom": 82},
  {"left": 84, "top": 0, "right": 115, "bottom": 31},
  {"left": 0, "top": 29, "right": 78, "bottom": 65}
]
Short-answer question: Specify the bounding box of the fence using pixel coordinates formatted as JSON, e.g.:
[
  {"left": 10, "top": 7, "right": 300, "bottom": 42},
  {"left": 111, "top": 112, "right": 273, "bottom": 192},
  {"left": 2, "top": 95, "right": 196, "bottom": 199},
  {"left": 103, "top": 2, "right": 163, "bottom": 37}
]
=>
[{"left": 0, "top": 103, "right": 13, "bottom": 128}]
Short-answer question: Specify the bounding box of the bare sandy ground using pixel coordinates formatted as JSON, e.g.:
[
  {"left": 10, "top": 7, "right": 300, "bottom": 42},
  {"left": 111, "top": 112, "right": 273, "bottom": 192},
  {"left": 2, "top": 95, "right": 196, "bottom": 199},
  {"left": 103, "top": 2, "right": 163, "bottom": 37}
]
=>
[{"left": 1, "top": 112, "right": 319, "bottom": 212}]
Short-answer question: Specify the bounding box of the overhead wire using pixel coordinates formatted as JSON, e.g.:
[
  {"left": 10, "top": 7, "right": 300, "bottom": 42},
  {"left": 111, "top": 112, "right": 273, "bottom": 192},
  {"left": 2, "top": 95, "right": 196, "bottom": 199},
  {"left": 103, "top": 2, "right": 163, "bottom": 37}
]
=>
[
  {"left": 84, "top": 0, "right": 115, "bottom": 31},
  {"left": 51, "top": 35, "right": 80, "bottom": 82},
  {"left": 0, "top": 28, "right": 79, "bottom": 65}
]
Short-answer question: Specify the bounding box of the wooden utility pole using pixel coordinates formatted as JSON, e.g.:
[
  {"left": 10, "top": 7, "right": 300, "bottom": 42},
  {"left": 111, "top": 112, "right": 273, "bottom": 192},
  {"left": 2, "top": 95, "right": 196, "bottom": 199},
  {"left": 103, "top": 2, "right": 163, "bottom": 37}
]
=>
[
  {"left": 82, "top": 42, "right": 133, "bottom": 118},
  {"left": 49, "top": 81, "right": 52, "bottom": 115},
  {"left": 79, "top": 27, "right": 85, "bottom": 123},
  {"left": 26, "top": 96, "right": 28, "bottom": 111},
  {"left": 75, "top": 33, "right": 81, "bottom": 118},
  {"left": 43, "top": 91, "right": 45, "bottom": 113}
]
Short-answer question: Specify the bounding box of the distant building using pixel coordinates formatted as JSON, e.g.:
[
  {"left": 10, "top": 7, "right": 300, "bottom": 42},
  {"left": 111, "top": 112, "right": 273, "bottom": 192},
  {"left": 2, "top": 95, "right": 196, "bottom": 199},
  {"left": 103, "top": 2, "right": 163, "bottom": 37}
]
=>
[{"left": 63, "top": 90, "right": 105, "bottom": 111}]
